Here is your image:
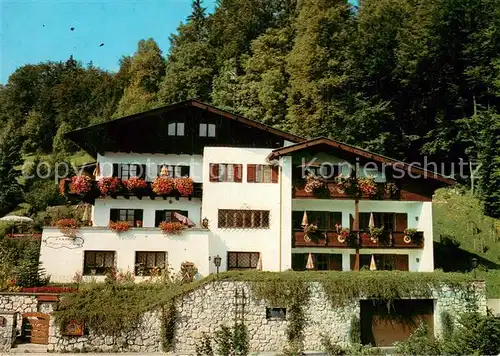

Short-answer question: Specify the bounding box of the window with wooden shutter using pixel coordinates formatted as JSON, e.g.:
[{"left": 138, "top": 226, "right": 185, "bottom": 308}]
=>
[
  {"left": 112, "top": 164, "right": 119, "bottom": 178},
  {"left": 247, "top": 164, "right": 256, "bottom": 182},
  {"left": 271, "top": 166, "right": 279, "bottom": 183},
  {"left": 135, "top": 251, "right": 167, "bottom": 276},
  {"left": 84, "top": 251, "right": 115, "bottom": 275},
  {"left": 110, "top": 209, "right": 143, "bottom": 227},
  {"left": 395, "top": 255, "right": 409, "bottom": 271},
  {"left": 157, "top": 165, "right": 190, "bottom": 178},
  {"left": 218, "top": 209, "right": 270, "bottom": 229},
  {"left": 227, "top": 252, "right": 260, "bottom": 270},
  {"left": 394, "top": 213, "right": 408, "bottom": 232},
  {"left": 209, "top": 164, "right": 242, "bottom": 183}
]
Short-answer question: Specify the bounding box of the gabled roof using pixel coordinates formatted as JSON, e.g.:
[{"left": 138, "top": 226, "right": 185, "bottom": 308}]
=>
[
  {"left": 268, "top": 137, "right": 455, "bottom": 185},
  {"left": 66, "top": 99, "right": 305, "bottom": 156}
]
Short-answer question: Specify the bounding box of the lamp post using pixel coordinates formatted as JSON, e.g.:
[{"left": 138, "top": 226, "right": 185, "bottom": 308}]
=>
[
  {"left": 471, "top": 257, "right": 479, "bottom": 278},
  {"left": 213, "top": 255, "right": 222, "bottom": 275}
]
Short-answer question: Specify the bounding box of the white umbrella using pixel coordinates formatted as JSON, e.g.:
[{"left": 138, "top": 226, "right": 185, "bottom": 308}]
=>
[
  {"left": 369, "top": 255, "right": 377, "bottom": 271},
  {"left": 301, "top": 211, "right": 309, "bottom": 228},
  {"left": 306, "top": 253, "right": 315, "bottom": 270},
  {"left": 93, "top": 163, "right": 100, "bottom": 177},
  {"left": 0, "top": 215, "right": 33, "bottom": 223},
  {"left": 256, "top": 254, "right": 262, "bottom": 271},
  {"left": 369, "top": 213, "right": 375, "bottom": 229}
]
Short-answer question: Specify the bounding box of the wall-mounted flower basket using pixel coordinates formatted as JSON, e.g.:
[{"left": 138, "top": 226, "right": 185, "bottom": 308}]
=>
[
  {"left": 304, "top": 175, "right": 330, "bottom": 198},
  {"left": 123, "top": 177, "right": 147, "bottom": 192},
  {"left": 335, "top": 174, "right": 358, "bottom": 197},
  {"left": 159, "top": 221, "right": 185, "bottom": 235},
  {"left": 98, "top": 177, "right": 122, "bottom": 196},
  {"left": 152, "top": 176, "right": 175, "bottom": 196},
  {"left": 109, "top": 221, "right": 132, "bottom": 233},
  {"left": 403, "top": 228, "right": 421, "bottom": 245},
  {"left": 55, "top": 218, "right": 80, "bottom": 238},
  {"left": 175, "top": 177, "right": 194, "bottom": 196},
  {"left": 384, "top": 182, "right": 399, "bottom": 199},
  {"left": 358, "top": 177, "right": 377, "bottom": 198}
]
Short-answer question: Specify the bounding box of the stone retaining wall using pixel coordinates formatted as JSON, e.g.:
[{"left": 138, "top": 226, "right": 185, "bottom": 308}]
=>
[
  {"left": 0, "top": 281, "right": 488, "bottom": 353},
  {"left": 0, "top": 293, "right": 38, "bottom": 334}
]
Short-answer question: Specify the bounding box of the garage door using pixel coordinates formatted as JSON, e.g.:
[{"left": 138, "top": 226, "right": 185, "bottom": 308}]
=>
[{"left": 360, "top": 299, "right": 434, "bottom": 347}]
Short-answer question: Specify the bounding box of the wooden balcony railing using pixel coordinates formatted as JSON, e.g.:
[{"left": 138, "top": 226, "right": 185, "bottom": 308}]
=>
[
  {"left": 292, "top": 179, "right": 397, "bottom": 200},
  {"left": 292, "top": 230, "right": 424, "bottom": 249}
]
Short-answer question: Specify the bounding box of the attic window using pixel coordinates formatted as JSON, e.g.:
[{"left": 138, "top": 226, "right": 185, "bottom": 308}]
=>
[
  {"left": 168, "top": 122, "right": 184, "bottom": 136},
  {"left": 199, "top": 123, "right": 216, "bottom": 137}
]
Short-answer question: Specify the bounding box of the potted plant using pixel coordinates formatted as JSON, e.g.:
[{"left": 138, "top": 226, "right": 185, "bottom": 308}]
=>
[
  {"left": 369, "top": 226, "right": 385, "bottom": 243},
  {"left": 159, "top": 221, "right": 185, "bottom": 235},
  {"left": 337, "top": 228, "right": 352, "bottom": 244},
  {"left": 180, "top": 261, "right": 198, "bottom": 283},
  {"left": 358, "top": 176, "right": 377, "bottom": 198},
  {"left": 404, "top": 228, "right": 419, "bottom": 244},
  {"left": 384, "top": 182, "right": 399, "bottom": 198},
  {"left": 98, "top": 177, "right": 122, "bottom": 196},
  {"left": 152, "top": 176, "right": 175, "bottom": 197},
  {"left": 175, "top": 177, "right": 194, "bottom": 196},
  {"left": 304, "top": 223, "right": 325, "bottom": 243},
  {"left": 335, "top": 174, "right": 358, "bottom": 197},
  {"left": 55, "top": 218, "right": 79, "bottom": 238},
  {"left": 304, "top": 174, "right": 329, "bottom": 198},
  {"left": 69, "top": 175, "right": 92, "bottom": 196},
  {"left": 109, "top": 221, "right": 132, "bottom": 233},
  {"left": 136, "top": 220, "right": 143, "bottom": 228},
  {"left": 123, "top": 177, "right": 148, "bottom": 192}
]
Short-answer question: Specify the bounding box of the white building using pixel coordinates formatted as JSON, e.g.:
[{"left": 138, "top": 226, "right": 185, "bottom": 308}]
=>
[{"left": 40, "top": 100, "right": 454, "bottom": 282}]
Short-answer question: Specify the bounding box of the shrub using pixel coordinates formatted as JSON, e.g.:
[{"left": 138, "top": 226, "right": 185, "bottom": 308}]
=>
[
  {"left": 17, "top": 241, "right": 46, "bottom": 287},
  {"left": 196, "top": 333, "right": 214, "bottom": 356},
  {"left": 394, "top": 323, "right": 442, "bottom": 355}
]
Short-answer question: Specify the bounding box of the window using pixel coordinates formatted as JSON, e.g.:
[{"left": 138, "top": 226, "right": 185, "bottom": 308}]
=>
[
  {"left": 135, "top": 251, "right": 166, "bottom": 276},
  {"left": 266, "top": 308, "right": 286, "bottom": 320},
  {"left": 359, "top": 213, "right": 394, "bottom": 231},
  {"left": 199, "top": 123, "right": 216, "bottom": 137},
  {"left": 227, "top": 252, "right": 260, "bottom": 270},
  {"left": 293, "top": 164, "right": 340, "bottom": 180},
  {"left": 247, "top": 164, "right": 279, "bottom": 183},
  {"left": 168, "top": 122, "right": 185, "bottom": 136},
  {"left": 209, "top": 163, "right": 242, "bottom": 182},
  {"left": 155, "top": 210, "right": 188, "bottom": 226},
  {"left": 218, "top": 209, "right": 270, "bottom": 229},
  {"left": 291, "top": 211, "right": 342, "bottom": 230},
  {"left": 157, "top": 165, "right": 190, "bottom": 178},
  {"left": 292, "top": 253, "right": 342, "bottom": 271},
  {"left": 112, "top": 164, "right": 146, "bottom": 180},
  {"left": 84, "top": 251, "right": 115, "bottom": 275},
  {"left": 110, "top": 209, "right": 143, "bottom": 227}
]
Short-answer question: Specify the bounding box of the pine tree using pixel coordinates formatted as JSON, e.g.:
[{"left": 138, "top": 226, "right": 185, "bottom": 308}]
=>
[
  {"left": 0, "top": 121, "right": 23, "bottom": 217},
  {"left": 480, "top": 112, "right": 500, "bottom": 218},
  {"left": 17, "top": 241, "right": 45, "bottom": 287}
]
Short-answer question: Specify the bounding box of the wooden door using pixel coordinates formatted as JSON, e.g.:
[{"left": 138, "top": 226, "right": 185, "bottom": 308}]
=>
[
  {"left": 360, "top": 299, "right": 434, "bottom": 347},
  {"left": 22, "top": 312, "right": 49, "bottom": 345}
]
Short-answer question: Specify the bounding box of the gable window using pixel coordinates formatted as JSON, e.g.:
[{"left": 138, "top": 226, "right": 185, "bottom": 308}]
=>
[
  {"left": 157, "top": 165, "right": 190, "bottom": 178},
  {"left": 84, "top": 251, "right": 115, "bottom": 275},
  {"left": 135, "top": 251, "right": 166, "bottom": 276},
  {"left": 155, "top": 210, "right": 188, "bottom": 227},
  {"left": 209, "top": 163, "right": 242, "bottom": 182},
  {"left": 168, "top": 122, "right": 185, "bottom": 136},
  {"left": 199, "top": 123, "right": 216, "bottom": 137},
  {"left": 110, "top": 209, "right": 143, "bottom": 227},
  {"left": 113, "top": 163, "right": 146, "bottom": 180},
  {"left": 218, "top": 209, "right": 270, "bottom": 229},
  {"left": 227, "top": 252, "right": 260, "bottom": 270},
  {"left": 247, "top": 164, "right": 279, "bottom": 183}
]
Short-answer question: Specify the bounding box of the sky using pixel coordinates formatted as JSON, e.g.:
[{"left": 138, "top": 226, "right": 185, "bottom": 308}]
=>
[{"left": 0, "top": 0, "right": 216, "bottom": 84}]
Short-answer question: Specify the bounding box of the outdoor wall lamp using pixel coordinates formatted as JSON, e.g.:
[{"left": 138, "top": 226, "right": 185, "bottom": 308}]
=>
[
  {"left": 213, "top": 255, "right": 222, "bottom": 274},
  {"left": 201, "top": 217, "right": 209, "bottom": 229}
]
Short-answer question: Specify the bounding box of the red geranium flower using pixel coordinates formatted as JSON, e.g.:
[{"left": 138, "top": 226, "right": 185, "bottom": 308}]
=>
[
  {"left": 152, "top": 176, "right": 175, "bottom": 195},
  {"left": 175, "top": 177, "right": 194, "bottom": 196}
]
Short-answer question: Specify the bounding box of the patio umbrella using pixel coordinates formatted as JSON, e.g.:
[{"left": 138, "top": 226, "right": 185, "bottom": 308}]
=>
[
  {"left": 369, "top": 212, "right": 375, "bottom": 229},
  {"left": 306, "top": 253, "right": 315, "bottom": 270},
  {"left": 301, "top": 211, "right": 309, "bottom": 228},
  {"left": 369, "top": 255, "right": 377, "bottom": 271},
  {"left": 256, "top": 254, "right": 263, "bottom": 271},
  {"left": 160, "top": 165, "right": 168, "bottom": 176},
  {"left": 93, "top": 163, "right": 100, "bottom": 177},
  {"left": 0, "top": 215, "right": 33, "bottom": 223},
  {"left": 174, "top": 212, "right": 195, "bottom": 227}
]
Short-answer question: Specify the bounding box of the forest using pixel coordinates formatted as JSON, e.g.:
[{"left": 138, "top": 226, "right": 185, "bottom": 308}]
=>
[{"left": 0, "top": 0, "right": 499, "bottom": 220}]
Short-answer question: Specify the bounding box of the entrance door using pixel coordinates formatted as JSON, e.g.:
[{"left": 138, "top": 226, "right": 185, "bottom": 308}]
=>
[
  {"left": 360, "top": 299, "right": 434, "bottom": 346},
  {"left": 22, "top": 312, "right": 50, "bottom": 344}
]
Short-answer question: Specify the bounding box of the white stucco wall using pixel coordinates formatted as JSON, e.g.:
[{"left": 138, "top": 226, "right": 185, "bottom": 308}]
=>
[
  {"left": 39, "top": 227, "right": 210, "bottom": 283},
  {"left": 92, "top": 197, "right": 202, "bottom": 228},
  {"left": 291, "top": 200, "right": 434, "bottom": 272},
  {"left": 202, "top": 147, "right": 289, "bottom": 273}
]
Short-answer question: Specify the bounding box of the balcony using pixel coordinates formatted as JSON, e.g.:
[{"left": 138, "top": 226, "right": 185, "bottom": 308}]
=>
[
  {"left": 60, "top": 179, "right": 203, "bottom": 204},
  {"left": 292, "top": 179, "right": 398, "bottom": 200},
  {"left": 292, "top": 230, "right": 424, "bottom": 249}
]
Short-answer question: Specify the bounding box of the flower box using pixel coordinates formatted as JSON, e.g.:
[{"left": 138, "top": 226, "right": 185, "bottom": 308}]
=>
[
  {"left": 160, "top": 221, "right": 185, "bottom": 235},
  {"left": 175, "top": 177, "right": 194, "bottom": 196},
  {"left": 98, "top": 177, "right": 122, "bottom": 195},
  {"left": 109, "top": 221, "right": 132, "bottom": 233},
  {"left": 152, "top": 176, "right": 175, "bottom": 196}
]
